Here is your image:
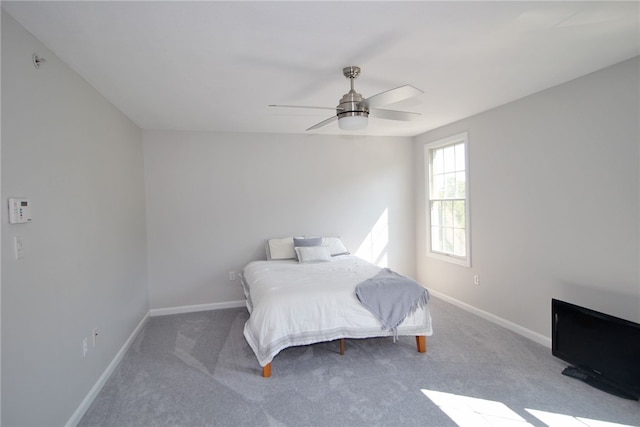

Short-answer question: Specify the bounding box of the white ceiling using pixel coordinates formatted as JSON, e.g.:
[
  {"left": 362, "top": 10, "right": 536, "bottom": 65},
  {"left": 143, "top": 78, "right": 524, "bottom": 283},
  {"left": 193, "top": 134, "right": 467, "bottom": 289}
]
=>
[{"left": 3, "top": 1, "right": 639, "bottom": 137}]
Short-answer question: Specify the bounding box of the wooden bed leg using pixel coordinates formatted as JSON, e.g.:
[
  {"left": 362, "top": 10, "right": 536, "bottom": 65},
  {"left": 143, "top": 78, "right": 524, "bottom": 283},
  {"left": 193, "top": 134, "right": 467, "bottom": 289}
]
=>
[
  {"left": 263, "top": 363, "right": 272, "bottom": 378},
  {"left": 416, "top": 336, "right": 427, "bottom": 353},
  {"left": 339, "top": 338, "right": 345, "bottom": 355}
]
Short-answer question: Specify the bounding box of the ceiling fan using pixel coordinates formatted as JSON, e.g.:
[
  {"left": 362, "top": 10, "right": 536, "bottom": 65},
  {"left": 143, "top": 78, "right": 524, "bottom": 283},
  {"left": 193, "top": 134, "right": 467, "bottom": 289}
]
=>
[{"left": 269, "top": 66, "right": 423, "bottom": 131}]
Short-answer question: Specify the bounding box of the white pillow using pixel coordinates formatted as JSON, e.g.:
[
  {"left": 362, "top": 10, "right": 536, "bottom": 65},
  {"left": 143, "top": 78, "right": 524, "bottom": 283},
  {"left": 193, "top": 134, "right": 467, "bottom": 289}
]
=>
[
  {"left": 267, "top": 237, "right": 298, "bottom": 260},
  {"left": 322, "top": 237, "right": 350, "bottom": 256},
  {"left": 295, "top": 246, "right": 332, "bottom": 263}
]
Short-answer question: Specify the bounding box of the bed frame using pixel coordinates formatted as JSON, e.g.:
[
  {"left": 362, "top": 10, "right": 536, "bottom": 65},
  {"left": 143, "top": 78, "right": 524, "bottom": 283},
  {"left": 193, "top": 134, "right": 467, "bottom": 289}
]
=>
[{"left": 262, "top": 335, "right": 427, "bottom": 377}]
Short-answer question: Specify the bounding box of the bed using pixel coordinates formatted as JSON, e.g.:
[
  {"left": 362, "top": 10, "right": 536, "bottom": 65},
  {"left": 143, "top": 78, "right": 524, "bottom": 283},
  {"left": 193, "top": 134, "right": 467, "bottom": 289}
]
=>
[{"left": 241, "top": 237, "right": 433, "bottom": 377}]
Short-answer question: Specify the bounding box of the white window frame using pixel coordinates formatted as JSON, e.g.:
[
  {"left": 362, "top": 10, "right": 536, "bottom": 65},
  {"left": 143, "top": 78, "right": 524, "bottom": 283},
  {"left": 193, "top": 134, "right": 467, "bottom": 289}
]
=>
[{"left": 424, "top": 132, "right": 471, "bottom": 267}]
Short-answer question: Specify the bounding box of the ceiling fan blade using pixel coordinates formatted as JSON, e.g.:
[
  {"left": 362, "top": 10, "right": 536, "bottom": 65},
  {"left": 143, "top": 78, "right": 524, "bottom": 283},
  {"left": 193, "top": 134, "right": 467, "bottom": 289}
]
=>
[
  {"left": 306, "top": 115, "right": 338, "bottom": 131},
  {"left": 369, "top": 108, "right": 420, "bottom": 121},
  {"left": 269, "top": 104, "right": 338, "bottom": 111},
  {"left": 361, "top": 85, "right": 423, "bottom": 109}
]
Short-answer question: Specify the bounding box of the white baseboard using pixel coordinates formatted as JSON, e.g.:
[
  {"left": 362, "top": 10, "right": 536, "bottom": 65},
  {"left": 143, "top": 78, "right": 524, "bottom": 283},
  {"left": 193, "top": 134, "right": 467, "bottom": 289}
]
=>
[
  {"left": 65, "top": 311, "right": 149, "bottom": 427},
  {"left": 429, "top": 290, "right": 552, "bottom": 348},
  {"left": 149, "top": 300, "right": 246, "bottom": 317}
]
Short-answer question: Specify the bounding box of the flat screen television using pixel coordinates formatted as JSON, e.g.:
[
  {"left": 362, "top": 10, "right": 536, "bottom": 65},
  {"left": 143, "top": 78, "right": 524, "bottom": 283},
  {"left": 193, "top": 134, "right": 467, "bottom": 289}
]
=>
[{"left": 552, "top": 298, "right": 640, "bottom": 400}]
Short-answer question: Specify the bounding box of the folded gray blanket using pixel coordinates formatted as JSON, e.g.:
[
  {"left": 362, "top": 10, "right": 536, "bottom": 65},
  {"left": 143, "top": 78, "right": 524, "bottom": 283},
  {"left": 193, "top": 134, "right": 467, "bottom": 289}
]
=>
[{"left": 355, "top": 268, "right": 429, "bottom": 340}]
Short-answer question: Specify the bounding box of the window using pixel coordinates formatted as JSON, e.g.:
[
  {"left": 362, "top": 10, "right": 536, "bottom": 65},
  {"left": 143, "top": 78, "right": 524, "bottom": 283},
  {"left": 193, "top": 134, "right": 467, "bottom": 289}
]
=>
[{"left": 425, "top": 132, "right": 470, "bottom": 267}]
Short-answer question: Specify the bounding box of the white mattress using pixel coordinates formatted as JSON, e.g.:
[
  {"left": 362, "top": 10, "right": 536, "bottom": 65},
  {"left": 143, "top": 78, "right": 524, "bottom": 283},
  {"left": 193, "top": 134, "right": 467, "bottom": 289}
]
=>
[{"left": 241, "top": 255, "right": 433, "bottom": 367}]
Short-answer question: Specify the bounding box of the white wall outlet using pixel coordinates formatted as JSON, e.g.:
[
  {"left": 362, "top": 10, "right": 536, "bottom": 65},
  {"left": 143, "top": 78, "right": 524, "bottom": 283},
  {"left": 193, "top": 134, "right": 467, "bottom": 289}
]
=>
[
  {"left": 229, "top": 271, "right": 236, "bottom": 281},
  {"left": 92, "top": 327, "right": 99, "bottom": 347},
  {"left": 473, "top": 275, "right": 480, "bottom": 285},
  {"left": 82, "top": 338, "right": 88, "bottom": 357}
]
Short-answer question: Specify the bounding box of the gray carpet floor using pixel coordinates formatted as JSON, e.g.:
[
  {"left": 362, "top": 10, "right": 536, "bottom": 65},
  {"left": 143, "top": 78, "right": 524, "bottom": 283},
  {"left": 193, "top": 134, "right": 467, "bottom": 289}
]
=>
[{"left": 79, "top": 297, "right": 640, "bottom": 427}]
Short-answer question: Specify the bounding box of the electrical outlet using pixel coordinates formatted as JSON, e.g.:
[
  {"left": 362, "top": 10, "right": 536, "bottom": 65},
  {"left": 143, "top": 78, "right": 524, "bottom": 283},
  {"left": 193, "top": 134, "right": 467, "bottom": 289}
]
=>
[
  {"left": 229, "top": 271, "right": 236, "bottom": 281},
  {"left": 82, "top": 338, "right": 88, "bottom": 357},
  {"left": 473, "top": 275, "right": 480, "bottom": 285},
  {"left": 92, "top": 327, "right": 99, "bottom": 347}
]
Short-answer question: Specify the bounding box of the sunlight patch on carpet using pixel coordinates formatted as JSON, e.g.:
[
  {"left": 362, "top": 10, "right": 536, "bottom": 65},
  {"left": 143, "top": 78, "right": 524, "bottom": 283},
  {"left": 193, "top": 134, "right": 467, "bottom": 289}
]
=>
[
  {"left": 526, "top": 409, "right": 637, "bottom": 427},
  {"left": 421, "top": 389, "right": 533, "bottom": 427},
  {"left": 422, "top": 389, "right": 637, "bottom": 427}
]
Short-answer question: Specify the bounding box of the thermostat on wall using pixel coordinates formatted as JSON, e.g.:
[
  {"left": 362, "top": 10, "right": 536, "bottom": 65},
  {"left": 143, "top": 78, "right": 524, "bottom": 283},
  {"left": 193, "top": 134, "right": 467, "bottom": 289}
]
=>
[{"left": 8, "top": 198, "right": 32, "bottom": 224}]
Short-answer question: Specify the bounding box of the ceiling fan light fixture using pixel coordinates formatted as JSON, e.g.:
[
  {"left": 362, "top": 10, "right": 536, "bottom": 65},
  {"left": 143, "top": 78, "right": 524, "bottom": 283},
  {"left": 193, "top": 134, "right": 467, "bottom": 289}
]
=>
[
  {"left": 338, "top": 113, "right": 368, "bottom": 130},
  {"left": 337, "top": 87, "right": 368, "bottom": 131}
]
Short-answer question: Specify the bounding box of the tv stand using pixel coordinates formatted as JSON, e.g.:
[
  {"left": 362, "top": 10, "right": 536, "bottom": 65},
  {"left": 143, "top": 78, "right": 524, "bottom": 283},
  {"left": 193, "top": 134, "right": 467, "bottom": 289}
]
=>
[{"left": 562, "top": 367, "right": 639, "bottom": 401}]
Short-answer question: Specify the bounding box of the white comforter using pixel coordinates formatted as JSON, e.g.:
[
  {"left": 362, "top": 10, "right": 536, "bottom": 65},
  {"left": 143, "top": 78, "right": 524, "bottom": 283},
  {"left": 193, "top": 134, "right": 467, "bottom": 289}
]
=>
[{"left": 241, "top": 255, "right": 433, "bottom": 367}]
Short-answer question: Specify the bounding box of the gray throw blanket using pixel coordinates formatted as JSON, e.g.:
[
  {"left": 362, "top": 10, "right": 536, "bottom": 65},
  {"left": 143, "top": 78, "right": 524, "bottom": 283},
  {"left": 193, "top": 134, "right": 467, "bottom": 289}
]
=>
[{"left": 355, "top": 268, "right": 429, "bottom": 340}]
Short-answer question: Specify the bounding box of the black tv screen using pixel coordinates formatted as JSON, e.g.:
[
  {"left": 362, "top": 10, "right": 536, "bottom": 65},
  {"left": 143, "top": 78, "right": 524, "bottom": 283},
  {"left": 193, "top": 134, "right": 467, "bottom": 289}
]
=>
[{"left": 552, "top": 299, "right": 640, "bottom": 400}]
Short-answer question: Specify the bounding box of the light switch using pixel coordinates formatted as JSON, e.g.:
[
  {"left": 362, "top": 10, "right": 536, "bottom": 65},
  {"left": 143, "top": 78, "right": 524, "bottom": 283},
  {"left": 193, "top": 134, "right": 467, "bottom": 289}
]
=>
[{"left": 14, "top": 236, "right": 25, "bottom": 260}]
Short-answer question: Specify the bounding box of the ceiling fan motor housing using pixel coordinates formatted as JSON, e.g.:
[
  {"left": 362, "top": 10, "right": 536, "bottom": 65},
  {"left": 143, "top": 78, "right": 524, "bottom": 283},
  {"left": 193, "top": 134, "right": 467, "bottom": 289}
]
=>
[{"left": 337, "top": 90, "right": 369, "bottom": 119}]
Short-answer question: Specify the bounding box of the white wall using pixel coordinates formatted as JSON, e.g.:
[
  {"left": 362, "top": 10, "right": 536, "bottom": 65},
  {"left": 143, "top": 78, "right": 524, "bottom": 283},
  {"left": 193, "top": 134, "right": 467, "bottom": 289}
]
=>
[
  {"left": 1, "top": 11, "right": 148, "bottom": 426},
  {"left": 143, "top": 131, "right": 416, "bottom": 309},
  {"left": 415, "top": 57, "right": 640, "bottom": 341}
]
